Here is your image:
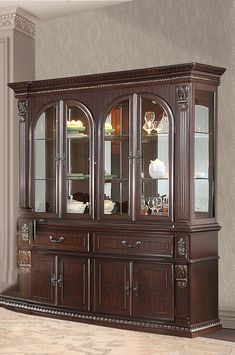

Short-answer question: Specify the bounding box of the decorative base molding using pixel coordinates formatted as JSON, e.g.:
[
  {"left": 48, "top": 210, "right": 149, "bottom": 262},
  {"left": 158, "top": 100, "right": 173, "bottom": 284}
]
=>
[
  {"left": 0, "top": 7, "right": 37, "bottom": 38},
  {"left": 0, "top": 296, "right": 221, "bottom": 337},
  {"left": 219, "top": 308, "right": 235, "bottom": 329}
]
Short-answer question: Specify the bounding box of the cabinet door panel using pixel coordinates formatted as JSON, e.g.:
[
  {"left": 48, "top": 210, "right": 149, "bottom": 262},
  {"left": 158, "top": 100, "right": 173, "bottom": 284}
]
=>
[
  {"left": 58, "top": 256, "right": 90, "bottom": 311},
  {"left": 94, "top": 259, "right": 130, "bottom": 316},
  {"left": 32, "top": 253, "right": 55, "bottom": 304},
  {"left": 133, "top": 262, "right": 174, "bottom": 320}
]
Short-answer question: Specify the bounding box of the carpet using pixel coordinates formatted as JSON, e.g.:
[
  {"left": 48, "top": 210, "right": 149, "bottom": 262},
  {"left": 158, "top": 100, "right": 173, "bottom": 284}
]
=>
[{"left": 0, "top": 307, "right": 234, "bottom": 355}]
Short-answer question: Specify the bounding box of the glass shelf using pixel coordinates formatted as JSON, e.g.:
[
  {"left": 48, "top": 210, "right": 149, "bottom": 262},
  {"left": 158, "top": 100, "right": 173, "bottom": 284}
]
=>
[
  {"left": 35, "top": 178, "right": 54, "bottom": 181},
  {"left": 34, "top": 138, "right": 55, "bottom": 141},
  {"left": 67, "top": 174, "right": 89, "bottom": 180},
  {"left": 141, "top": 177, "right": 169, "bottom": 181}
]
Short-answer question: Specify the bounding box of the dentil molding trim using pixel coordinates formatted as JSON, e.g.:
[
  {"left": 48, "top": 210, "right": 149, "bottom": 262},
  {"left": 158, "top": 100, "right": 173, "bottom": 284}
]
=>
[{"left": 0, "top": 7, "right": 37, "bottom": 38}]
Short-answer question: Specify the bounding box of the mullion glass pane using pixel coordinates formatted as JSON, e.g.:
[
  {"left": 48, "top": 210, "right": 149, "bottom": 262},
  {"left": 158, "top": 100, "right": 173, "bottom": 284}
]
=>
[
  {"left": 141, "top": 99, "right": 169, "bottom": 217},
  {"left": 34, "top": 107, "right": 56, "bottom": 213},
  {"left": 104, "top": 101, "right": 129, "bottom": 216},
  {"left": 66, "top": 105, "right": 91, "bottom": 214},
  {"left": 194, "top": 91, "right": 214, "bottom": 217}
]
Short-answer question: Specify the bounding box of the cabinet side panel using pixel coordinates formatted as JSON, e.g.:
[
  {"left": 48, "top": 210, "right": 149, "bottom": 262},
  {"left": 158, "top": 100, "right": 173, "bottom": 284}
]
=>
[
  {"left": 190, "top": 260, "right": 218, "bottom": 324},
  {"left": 190, "top": 231, "right": 218, "bottom": 259}
]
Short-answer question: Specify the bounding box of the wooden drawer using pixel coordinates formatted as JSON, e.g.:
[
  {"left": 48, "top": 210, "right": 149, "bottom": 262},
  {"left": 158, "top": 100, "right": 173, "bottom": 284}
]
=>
[
  {"left": 34, "top": 229, "right": 90, "bottom": 252},
  {"left": 93, "top": 234, "right": 173, "bottom": 257}
]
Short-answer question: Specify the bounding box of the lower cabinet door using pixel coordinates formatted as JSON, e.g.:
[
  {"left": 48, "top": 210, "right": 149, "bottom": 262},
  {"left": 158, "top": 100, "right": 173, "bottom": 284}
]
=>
[
  {"left": 94, "top": 258, "right": 131, "bottom": 316},
  {"left": 57, "top": 256, "right": 90, "bottom": 311},
  {"left": 32, "top": 252, "right": 55, "bottom": 304},
  {"left": 132, "top": 261, "right": 174, "bottom": 320}
]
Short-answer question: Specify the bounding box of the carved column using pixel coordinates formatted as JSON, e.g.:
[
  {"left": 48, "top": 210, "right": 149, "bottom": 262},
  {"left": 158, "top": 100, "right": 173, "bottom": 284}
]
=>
[
  {"left": 0, "top": 7, "right": 36, "bottom": 291},
  {"left": 175, "top": 84, "right": 191, "bottom": 224}
]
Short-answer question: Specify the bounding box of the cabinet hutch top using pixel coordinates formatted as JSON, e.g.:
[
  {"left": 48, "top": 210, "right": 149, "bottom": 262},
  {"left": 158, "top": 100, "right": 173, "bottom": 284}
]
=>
[{"left": 8, "top": 62, "right": 226, "bottom": 96}]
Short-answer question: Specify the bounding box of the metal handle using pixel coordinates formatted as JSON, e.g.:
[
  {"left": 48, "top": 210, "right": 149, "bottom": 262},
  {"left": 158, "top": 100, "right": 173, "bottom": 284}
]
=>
[
  {"left": 49, "top": 236, "right": 64, "bottom": 243},
  {"left": 122, "top": 240, "right": 141, "bottom": 248},
  {"left": 51, "top": 274, "right": 57, "bottom": 287},
  {"left": 125, "top": 282, "right": 131, "bottom": 296},
  {"left": 133, "top": 283, "right": 139, "bottom": 296},
  {"left": 57, "top": 275, "right": 63, "bottom": 287}
]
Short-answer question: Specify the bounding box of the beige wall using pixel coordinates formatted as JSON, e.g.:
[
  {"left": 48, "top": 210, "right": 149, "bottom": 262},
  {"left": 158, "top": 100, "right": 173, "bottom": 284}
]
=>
[{"left": 35, "top": 0, "right": 235, "bottom": 319}]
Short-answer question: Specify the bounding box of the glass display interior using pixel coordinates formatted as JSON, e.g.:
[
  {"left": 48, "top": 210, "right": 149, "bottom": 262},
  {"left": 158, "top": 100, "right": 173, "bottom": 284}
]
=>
[
  {"left": 140, "top": 99, "right": 169, "bottom": 217},
  {"left": 104, "top": 101, "right": 129, "bottom": 215},
  {"left": 66, "top": 105, "right": 90, "bottom": 214},
  {"left": 34, "top": 107, "right": 57, "bottom": 213},
  {"left": 194, "top": 90, "right": 214, "bottom": 217}
]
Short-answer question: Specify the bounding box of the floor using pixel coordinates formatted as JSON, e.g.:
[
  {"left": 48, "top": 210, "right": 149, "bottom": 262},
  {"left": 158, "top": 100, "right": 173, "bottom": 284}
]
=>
[
  {"left": 0, "top": 307, "right": 235, "bottom": 355},
  {"left": 203, "top": 328, "right": 235, "bottom": 343}
]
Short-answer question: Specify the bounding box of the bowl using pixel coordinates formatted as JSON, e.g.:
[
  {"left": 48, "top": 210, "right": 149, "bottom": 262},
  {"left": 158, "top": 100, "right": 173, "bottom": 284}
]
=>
[
  {"left": 67, "top": 200, "right": 87, "bottom": 213},
  {"left": 104, "top": 200, "right": 115, "bottom": 214}
]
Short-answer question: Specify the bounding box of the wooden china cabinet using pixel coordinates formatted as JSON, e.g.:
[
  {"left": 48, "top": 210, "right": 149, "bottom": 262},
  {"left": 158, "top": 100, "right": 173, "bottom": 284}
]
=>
[{"left": 0, "top": 63, "right": 225, "bottom": 337}]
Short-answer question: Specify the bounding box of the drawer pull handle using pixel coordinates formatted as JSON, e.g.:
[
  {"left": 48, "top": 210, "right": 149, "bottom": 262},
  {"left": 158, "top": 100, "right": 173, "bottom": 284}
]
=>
[
  {"left": 49, "top": 236, "right": 64, "bottom": 243},
  {"left": 122, "top": 240, "right": 141, "bottom": 248}
]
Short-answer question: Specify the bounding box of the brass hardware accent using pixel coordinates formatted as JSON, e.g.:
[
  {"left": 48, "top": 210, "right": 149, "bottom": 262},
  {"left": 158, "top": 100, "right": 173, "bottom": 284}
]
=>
[
  {"left": 57, "top": 275, "right": 63, "bottom": 288},
  {"left": 55, "top": 153, "right": 60, "bottom": 165},
  {"left": 177, "top": 237, "right": 187, "bottom": 257},
  {"left": 18, "top": 100, "right": 28, "bottom": 122},
  {"left": 133, "top": 283, "right": 139, "bottom": 296},
  {"left": 51, "top": 274, "right": 57, "bottom": 287},
  {"left": 49, "top": 236, "right": 64, "bottom": 243},
  {"left": 175, "top": 265, "right": 188, "bottom": 288},
  {"left": 124, "top": 282, "right": 130, "bottom": 296},
  {"left": 122, "top": 240, "right": 141, "bottom": 248},
  {"left": 21, "top": 223, "right": 30, "bottom": 242}
]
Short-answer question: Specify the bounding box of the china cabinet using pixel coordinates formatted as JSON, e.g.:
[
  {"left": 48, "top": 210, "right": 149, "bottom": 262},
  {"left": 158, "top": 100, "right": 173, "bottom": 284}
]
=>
[{"left": 0, "top": 63, "right": 225, "bottom": 337}]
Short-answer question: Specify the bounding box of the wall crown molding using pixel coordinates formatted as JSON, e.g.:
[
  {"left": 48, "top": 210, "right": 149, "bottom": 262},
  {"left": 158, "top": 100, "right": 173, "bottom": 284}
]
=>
[{"left": 0, "top": 7, "right": 37, "bottom": 38}]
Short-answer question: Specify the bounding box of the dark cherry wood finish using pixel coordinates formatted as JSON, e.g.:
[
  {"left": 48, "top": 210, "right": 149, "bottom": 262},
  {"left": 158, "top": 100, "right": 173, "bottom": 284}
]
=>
[{"left": 1, "top": 63, "right": 226, "bottom": 337}]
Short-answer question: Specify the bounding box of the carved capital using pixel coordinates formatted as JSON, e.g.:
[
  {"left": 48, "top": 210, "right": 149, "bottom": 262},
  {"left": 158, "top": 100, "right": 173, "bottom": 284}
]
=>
[
  {"left": 175, "top": 265, "right": 188, "bottom": 288},
  {"left": 177, "top": 85, "right": 189, "bottom": 111},
  {"left": 177, "top": 85, "right": 189, "bottom": 101},
  {"left": 177, "top": 237, "right": 187, "bottom": 257},
  {"left": 18, "top": 99, "right": 28, "bottom": 122}
]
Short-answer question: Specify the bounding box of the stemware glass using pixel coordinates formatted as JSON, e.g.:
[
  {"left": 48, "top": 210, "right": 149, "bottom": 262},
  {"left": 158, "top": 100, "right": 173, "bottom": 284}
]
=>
[
  {"left": 144, "top": 111, "right": 155, "bottom": 124},
  {"left": 153, "top": 196, "right": 162, "bottom": 215},
  {"left": 147, "top": 197, "right": 155, "bottom": 215},
  {"left": 162, "top": 196, "right": 168, "bottom": 215},
  {"left": 143, "top": 121, "right": 154, "bottom": 134}
]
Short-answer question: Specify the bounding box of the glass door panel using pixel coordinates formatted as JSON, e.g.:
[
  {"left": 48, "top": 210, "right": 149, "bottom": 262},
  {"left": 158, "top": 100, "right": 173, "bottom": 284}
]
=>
[
  {"left": 34, "top": 106, "right": 57, "bottom": 213},
  {"left": 140, "top": 99, "right": 169, "bottom": 217},
  {"left": 66, "top": 104, "right": 91, "bottom": 215},
  {"left": 194, "top": 90, "right": 214, "bottom": 217},
  {"left": 104, "top": 101, "right": 129, "bottom": 215}
]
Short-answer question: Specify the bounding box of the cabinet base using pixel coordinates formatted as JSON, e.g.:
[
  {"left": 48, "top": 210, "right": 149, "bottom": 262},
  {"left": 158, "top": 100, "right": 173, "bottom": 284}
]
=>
[{"left": 0, "top": 296, "right": 221, "bottom": 338}]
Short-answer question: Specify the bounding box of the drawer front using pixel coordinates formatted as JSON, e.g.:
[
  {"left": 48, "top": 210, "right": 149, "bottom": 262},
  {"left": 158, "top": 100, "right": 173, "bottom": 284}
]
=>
[
  {"left": 34, "top": 229, "right": 90, "bottom": 252},
  {"left": 93, "top": 234, "right": 173, "bottom": 257}
]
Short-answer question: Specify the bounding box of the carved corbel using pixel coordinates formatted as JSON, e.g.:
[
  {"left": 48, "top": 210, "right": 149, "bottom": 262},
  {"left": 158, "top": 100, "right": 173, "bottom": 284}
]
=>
[
  {"left": 175, "top": 265, "right": 188, "bottom": 288},
  {"left": 18, "top": 250, "right": 31, "bottom": 273}
]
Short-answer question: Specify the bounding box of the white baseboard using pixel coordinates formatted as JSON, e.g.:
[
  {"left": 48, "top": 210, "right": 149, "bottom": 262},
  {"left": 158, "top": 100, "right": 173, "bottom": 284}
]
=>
[{"left": 219, "top": 308, "right": 235, "bottom": 329}]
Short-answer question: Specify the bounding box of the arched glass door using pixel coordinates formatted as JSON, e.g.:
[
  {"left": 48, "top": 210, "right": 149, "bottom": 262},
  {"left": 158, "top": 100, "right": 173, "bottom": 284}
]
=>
[
  {"left": 103, "top": 99, "right": 130, "bottom": 216},
  {"left": 65, "top": 102, "right": 93, "bottom": 217},
  {"left": 34, "top": 105, "right": 58, "bottom": 215}
]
